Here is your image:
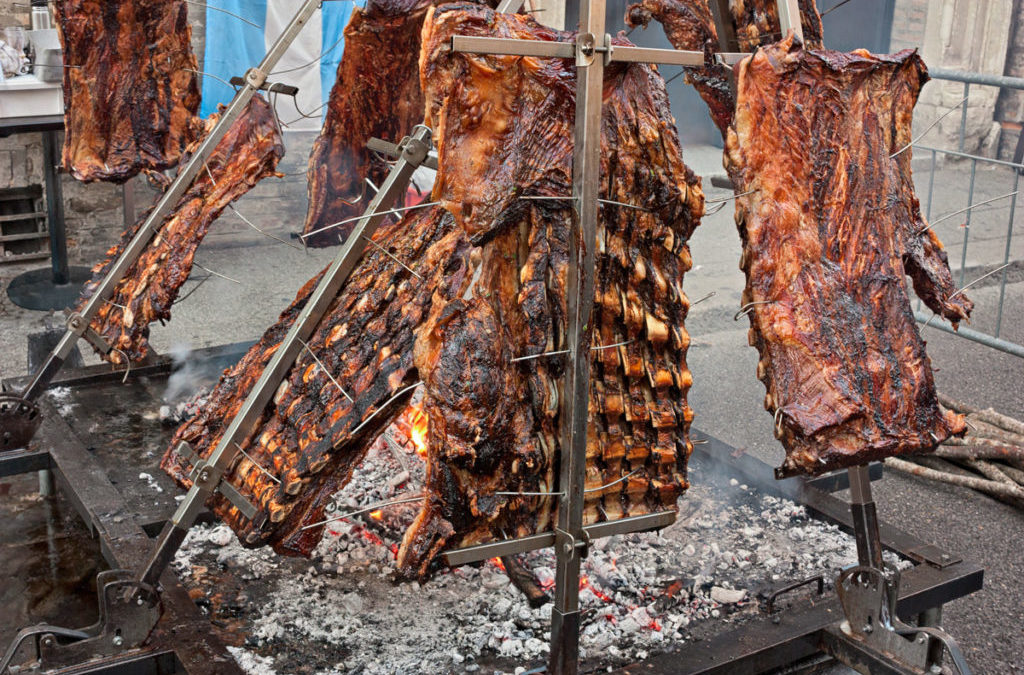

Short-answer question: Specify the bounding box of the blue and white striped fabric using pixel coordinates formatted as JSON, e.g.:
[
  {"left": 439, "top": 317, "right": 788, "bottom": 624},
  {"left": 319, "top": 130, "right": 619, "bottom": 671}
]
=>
[{"left": 201, "top": 0, "right": 362, "bottom": 131}]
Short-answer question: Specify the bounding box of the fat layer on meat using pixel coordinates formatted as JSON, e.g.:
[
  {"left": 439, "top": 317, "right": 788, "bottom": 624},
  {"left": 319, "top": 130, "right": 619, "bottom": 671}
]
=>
[
  {"left": 724, "top": 37, "right": 970, "bottom": 476},
  {"left": 77, "top": 97, "right": 284, "bottom": 364},
  {"left": 53, "top": 0, "right": 201, "bottom": 183}
]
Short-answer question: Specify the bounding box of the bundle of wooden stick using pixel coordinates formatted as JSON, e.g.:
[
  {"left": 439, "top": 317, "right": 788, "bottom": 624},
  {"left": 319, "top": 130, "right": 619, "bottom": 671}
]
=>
[{"left": 885, "top": 393, "right": 1024, "bottom": 509}]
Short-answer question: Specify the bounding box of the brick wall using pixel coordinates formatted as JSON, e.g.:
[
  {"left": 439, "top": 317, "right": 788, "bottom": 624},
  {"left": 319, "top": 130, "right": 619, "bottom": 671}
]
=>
[{"left": 889, "top": 0, "right": 929, "bottom": 51}]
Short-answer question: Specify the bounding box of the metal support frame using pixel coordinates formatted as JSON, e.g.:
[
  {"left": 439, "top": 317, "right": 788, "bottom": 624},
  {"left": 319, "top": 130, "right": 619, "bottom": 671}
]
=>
[{"left": 136, "top": 124, "right": 433, "bottom": 591}]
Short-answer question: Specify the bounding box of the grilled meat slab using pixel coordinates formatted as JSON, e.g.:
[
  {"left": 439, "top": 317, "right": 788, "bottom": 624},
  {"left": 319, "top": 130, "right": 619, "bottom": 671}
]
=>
[
  {"left": 163, "top": 7, "right": 703, "bottom": 578},
  {"left": 77, "top": 97, "right": 284, "bottom": 364},
  {"left": 398, "top": 6, "right": 703, "bottom": 575},
  {"left": 162, "top": 207, "right": 474, "bottom": 554},
  {"left": 624, "top": 0, "right": 822, "bottom": 134},
  {"left": 301, "top": 0, "right": 435, "bottom": 247},
  {"left": 724, "top": 37, "right": 970, "bottom": 476},
  {"left": 53, "top": 0, "right": 201, "bottom": 183}
]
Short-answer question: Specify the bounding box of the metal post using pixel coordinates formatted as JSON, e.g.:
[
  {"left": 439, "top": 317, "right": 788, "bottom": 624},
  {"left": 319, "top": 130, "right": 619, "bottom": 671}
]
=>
[
  {"left": 994, "top": 171, "right": 1018, "bottom": 337},
  {"left": 958, "top": 159, "right": 976, "bottom": 287},
  {"left": 549, "top": 1, "right": 605, "bottom": 672},
  {"left": 41, "top": 130, "right": 68, "bottom": 286},
  {"left": 776, "top": 0, "right": 804, "bottom": 43},
  {"left": 136, "top": 126, "right": 432, "bottom": 591},
  {"left": 17, "top": 0, "right": 323, "bottom": 405},
  {"left": 918, "top": 605, "right": 945, "bottom": 669},
  {"left": 848, "top": 464, "right": 883, "bottom": 569},
  {"left": 958, "top": 82, "right": 969, "bottom": 154}
]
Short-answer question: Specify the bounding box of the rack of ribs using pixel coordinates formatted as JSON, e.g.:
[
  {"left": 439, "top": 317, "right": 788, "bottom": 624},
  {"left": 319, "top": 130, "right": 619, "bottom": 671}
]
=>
[
  {"left": 53, "top": 0, "right": 201, "bottom": 183},
  {"left": 724, "top": 36, "right": 970, "bottom": 476},
  {"left": 76, "top": 97, "right": 284, "bottom": 365},
  {"left": 624, "top": 0, "right": 823, "bottom": 135},
  {"left": 162, "top": 6, "right": 703, "bottom": 579}
]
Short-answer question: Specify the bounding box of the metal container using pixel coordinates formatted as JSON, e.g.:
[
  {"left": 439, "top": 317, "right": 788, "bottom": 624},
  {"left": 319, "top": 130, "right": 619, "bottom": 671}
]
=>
[{"left": 31, "top": 1, "right": 53, "bottom": 31}]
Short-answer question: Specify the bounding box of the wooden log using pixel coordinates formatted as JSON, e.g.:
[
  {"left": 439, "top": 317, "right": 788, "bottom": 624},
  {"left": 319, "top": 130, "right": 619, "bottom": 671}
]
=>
[
  {"left": 1000, "top": 463, "right": 1024, "bottom": 487},
  {"left": 965, "top": 418, "right": 1024, "bottom": 447},
  {"left": 943, "top": 436, "right": 1024, "bottom": 453},
  {"left": 501, "top": 555, "right": 550, "bottom": 608},
  {"left": 935, "top": 445, "right": 1024, "bottom": 463},
  {"left": 963, "top": 459, "right": 1015, "bottom": 485},
  {"left": 887, "top": 457, "right": 1024, "bottom": 507}
]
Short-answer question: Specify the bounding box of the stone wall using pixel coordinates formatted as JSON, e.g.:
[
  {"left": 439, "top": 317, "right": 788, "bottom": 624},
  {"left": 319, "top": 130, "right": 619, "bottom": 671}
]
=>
[
  {"left": 890, "top": 0, "right": 929, "bottom": 52},
  {"left": 995, "top": 0, "right": 1024, "bottom": 162}
]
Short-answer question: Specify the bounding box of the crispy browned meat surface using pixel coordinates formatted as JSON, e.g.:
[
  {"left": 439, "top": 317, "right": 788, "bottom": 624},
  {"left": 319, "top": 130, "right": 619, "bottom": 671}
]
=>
[
  {"left": 730, "top": 0, "right": 823, "bottom": 50},
  {"left": 162, "top": 207, "right": 474, "bottom": 554},
  {"left": 624, "top": 0, "right": 823, "bottom": 134},
  {"left": 53, "top": 0, "right": 200, "bottom": 183},
  {"left": 724, "top": 37, "right": 970, "bottom": 476},
  {"left": 398, "top": 6, "right": 702, "bottom": 575},
  {"left": 301, "top": 0, "right": 435, "bottom": 247},
  {"left": 77, "top": 97, "right": 284, "bottom": 364},
  {"left": 162, "top": 7, "right": 702, "bottom": 578}
]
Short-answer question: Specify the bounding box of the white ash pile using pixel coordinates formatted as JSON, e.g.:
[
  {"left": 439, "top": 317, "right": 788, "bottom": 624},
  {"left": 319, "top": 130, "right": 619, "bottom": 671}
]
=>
[{"left": 172, "top": 447, "right": 905, "bottom": 675}]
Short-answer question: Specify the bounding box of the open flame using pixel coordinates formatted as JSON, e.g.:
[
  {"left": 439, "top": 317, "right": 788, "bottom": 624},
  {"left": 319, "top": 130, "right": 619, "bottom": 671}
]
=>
[{"left": 408, "top": 404, "right": 429, "bottom": 457}]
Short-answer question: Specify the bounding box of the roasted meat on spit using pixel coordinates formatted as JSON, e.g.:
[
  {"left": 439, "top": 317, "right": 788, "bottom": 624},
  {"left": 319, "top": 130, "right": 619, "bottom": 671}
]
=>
[
  {"left": 53, "top": 0, "right": 201, "bottom": 182},
  {"left": 162, "top": 7, "right": 703, "bottom": 579},
  {"left": 77, "top": 97, "right": 284, "bottom": 364},
  {"left": 725, "top": 37, "right": 970, "bottom": 475}
]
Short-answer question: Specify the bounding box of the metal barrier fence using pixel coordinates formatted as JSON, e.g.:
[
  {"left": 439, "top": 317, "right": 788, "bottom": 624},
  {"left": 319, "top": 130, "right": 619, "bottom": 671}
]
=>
[{"left": 911, "top": 67, "right": 1024, "bottom": 359}]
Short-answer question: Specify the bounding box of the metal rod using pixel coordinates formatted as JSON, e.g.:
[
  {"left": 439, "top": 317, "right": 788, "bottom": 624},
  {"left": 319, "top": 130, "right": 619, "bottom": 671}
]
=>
[
  {"left": 958, "top": 83, "right": 970, "bottom": 154},
  {"left": 915, "top": 310, "right": 1024, "bottom": 358},
  {"left": 549, "top": 5, "right": 606, "bottom": 671},
  {"left": 134, "top": 122, "right": 431, "bottom": 591},
  {"left": 921, "top": 190, "right": 1019, "bottom": 232},
  {"left": 891, "top": 96, "right": 968, "bottom": 159},
  {"left": 301, "top": 202, "right": 439, "bottom": 240},
  {"left": 296, "top": 338, "right": 354, "bottom": 402},
  {"left": 299, "top": 495, "right": 424, "bottom": 531},
  {"left": 994, "top": 173, "right": 1019, "bottom": 337},
  {"left": 776, "top": 0, "right": 804, "bottom": 43},
  {"left": 848, "top": 465, "right": 884, "bottom": 569},
  {"left": 42, "top": 131, "right": 69, "bottom": 286},
  {"left": 233, "top": 443, "right": 280, "bottom": 485},
  {"left": 959, "top": 160, "right": 977, "bottom": 287},
  {"left": 361, "top": 235, "right": 424, "bottom": 280}
]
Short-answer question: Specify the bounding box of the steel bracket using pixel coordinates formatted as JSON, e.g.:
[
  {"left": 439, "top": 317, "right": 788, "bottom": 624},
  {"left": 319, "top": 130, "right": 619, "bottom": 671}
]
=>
[
  {"left": 833, "top": 564, "right": 970, "bottom": 674},
  {"left": 907, "top": 543, "right": 962, "bottom": 570},
  {"left": 0, "top": 570, "right": 161, "bottom": 675},
  {"left": 0, "top": 394, "right": 41, "bottom": 452},
  {"left": 554, "top": 527, "right": 590, "bottom": 560},
  {"left": 178, "top": 441, "right": 262, "bottom": 522},
  {"left": 244, "top": 67, "right": 268, "bottom": 90}
]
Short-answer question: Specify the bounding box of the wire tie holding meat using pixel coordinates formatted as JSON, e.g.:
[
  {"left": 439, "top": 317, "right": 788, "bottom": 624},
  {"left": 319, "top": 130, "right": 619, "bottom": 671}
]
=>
[
  {"left": 228, "top": 204, "right": 304, "bottom": 251},
  {"left": 299, "top": 494, "right": 426, "bottom": 532},
  {"left": 301, "top": 202, "right": 440, "bottom": 240},
  {"left": 183, "top": 68, "right": 238, "bottom": 92},
  {"left": 689, "top": 291, "right": 716, "bottom": 307},
  {"left": 361, "top": 235, "right": 424, "bottom": 280},
  {"left": 233, "top": 442, "right": 281, "bottom": 485},
  {"left": 733, "top": 299, "right": 776, "bottom": 321},
  {"left": 774, "top": 407, "right": 786, "bottom": 438},
  {"left": 922, "top": 262, "right": 1011, "bottom": 327},
  {"left": 105, "top": 299, "right": 128, "bottom": 311},
  {"left": 511, "top": 349, "right": 571, "bottom": 362},
  {"left": 519, "top": 195, "right": 652, "bottom": 212},
  {"left": 918, "top": 192, "right": 1019, "bottom": 234},
  {"left": 296, "top": 338, "right": 354, "bottom": 402},
  {"left": 111, "top": 348, "right": 131, "bottom": 384},
  {"left": 591, "top": 339, "right": 633, "bottom": 351},
  {"left": 891, "top": 96, "right": 968, "bottom": 159},
  {"left": 705, "top": 189, "right": 759, "bottom": 215},
  {"left": 584, "top": 468, "right": 642, "bottom": 493},
  {"left": 184, "top": 1, "right": 262, "bottom": 29},
  {"left": 347, "top": 381, "right": 424, "bottom": 439},
  {"left": 193, "top": 262, "right": 241, "bottom": 285},
  {"left": 493, "top": 489, "right": 566, "bottom": 497}
]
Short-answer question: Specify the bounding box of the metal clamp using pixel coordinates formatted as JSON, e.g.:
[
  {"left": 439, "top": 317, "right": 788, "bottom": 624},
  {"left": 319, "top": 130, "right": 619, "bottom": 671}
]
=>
[
  {"left": 1, "top": 570, "right": 161, "bottom": 674},
  {"left": 762, "top": 574, "right": 825, "bottom": 623},
  {"left": 834, "top": 564, "right": 971, "bottom": 674},
  {"left": 554, "top": 527, "right": 590, "bottom": 560},
  {"left": 0, "top": 395, "right": 41, "bottom": 452},
  {"left": 243, "top": 67, "right": 268, "bottom": 90}
]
